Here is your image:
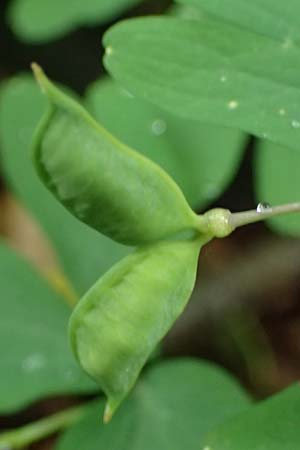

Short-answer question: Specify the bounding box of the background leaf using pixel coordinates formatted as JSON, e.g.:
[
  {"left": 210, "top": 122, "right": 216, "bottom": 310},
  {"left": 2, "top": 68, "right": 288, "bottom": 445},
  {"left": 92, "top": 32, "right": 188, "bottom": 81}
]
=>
[
  {"left": 0, "top": 75, "right": 129, "bottom": 295},
  {"left": 104, "top": 16, "right": 300, "bottom": 152},
  {"left": 177, "top": 0, "right": 300, "bottom": 41},
  {"left": 255, "top": 140, "right": 300, "bottom": 236},
  {"left": 56, "top": 359, "right": 251, "bottom": 450},
  {"left": 0, "top": 242, "right": 97, "bottom": 413},
  {"left": 7, "top": 0, "right": 143, "bottom": 43},
  {"left": 203, "top": 384, "right": 300, "bottom": 450},
  {"left": 86, "top": 78, "right": 246, "bottom": 209}
]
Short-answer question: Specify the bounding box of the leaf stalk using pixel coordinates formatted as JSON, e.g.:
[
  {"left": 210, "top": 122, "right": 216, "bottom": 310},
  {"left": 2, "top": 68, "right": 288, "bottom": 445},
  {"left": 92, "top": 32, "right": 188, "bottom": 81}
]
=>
[{"left": 0, "top": 402, "right": 90, "bottom": 450}]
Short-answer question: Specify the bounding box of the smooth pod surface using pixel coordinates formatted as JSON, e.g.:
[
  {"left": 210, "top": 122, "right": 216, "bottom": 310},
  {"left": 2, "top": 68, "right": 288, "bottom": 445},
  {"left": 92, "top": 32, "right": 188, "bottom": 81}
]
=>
[
  {"left": 69, "top": 237, "right": 207, "bottom": 421},
  {"left": 32, "top": 65, "right": 200, "bottom": 246}
]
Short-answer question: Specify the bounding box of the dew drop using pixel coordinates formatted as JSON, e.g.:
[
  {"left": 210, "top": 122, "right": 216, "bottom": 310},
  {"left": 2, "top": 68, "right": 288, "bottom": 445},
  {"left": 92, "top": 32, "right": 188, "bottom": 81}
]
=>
[
  {"left": 257, "top": 202, "right": 271, "bottom": 213},
  {"left": 105, "top": 46, "right": 113, "bottom": 56},
  {"left": 278, "top": 108, "right": 286, "bottom": 116},
  {"left": 220, "top": 75, "right": 227, "bottom": 82},
  {"left": 22, "top": 353, "right": 46, "bottom": 372},
  {"left": 228, "top": 100, "right": 239, "bottom": 110},
  {"left": 151, "top": 119, "right": 167, "bottom": 136},
  {"left": 292, "top": 120, "right": 300, "bottom": 129}
]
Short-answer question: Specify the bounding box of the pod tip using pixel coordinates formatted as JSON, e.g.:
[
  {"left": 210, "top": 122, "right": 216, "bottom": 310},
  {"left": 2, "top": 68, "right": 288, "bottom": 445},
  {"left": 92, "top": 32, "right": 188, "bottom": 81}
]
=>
[
  {"left": 103, "top": 396, "right": 121, "bottom": 424},
  {"left": 103, "top": 402, "right": 113, "bottom": 424},
  {"left": 31, "top": 62, "right": 47, "bottom": 93}
]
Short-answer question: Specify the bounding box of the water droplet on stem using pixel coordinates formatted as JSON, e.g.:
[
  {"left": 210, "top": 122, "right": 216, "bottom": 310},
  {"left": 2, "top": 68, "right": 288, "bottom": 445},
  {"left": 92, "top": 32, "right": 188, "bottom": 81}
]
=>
[{"left": 257, "top": 202, "right": 271, "bottom": 213}]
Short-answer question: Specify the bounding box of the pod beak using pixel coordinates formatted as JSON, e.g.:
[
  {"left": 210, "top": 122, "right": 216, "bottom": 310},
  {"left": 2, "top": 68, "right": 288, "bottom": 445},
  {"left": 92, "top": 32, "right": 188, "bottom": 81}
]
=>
[
  {"left": 103, "top": 396, "right": 122, "bottom": 424},
  {"left": 103, "top": 402, "right": 113, "bottom": 424}
]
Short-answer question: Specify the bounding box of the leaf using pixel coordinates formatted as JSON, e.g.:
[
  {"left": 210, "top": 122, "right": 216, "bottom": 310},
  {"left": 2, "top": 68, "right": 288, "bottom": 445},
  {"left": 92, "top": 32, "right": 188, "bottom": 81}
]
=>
[
  {"left": 85, "top": 78, "right": 246, "bottom": 209},
  {"left": 0, "top": 241, "right": 96, "bottom": 413},
  {"left": 56, "top": 359, "right": 251, "bottom": 450},
  {"left": 69, "top": 237, "right": 207, "bottom": 421},
  {"left": 32, "top": 65, "right": 200, "bottom": 246},
  {"left": 0, "top": 75, "right": 129, "bottom": 295},
  {"left": 7, "top": 0, "right": 143, "bottom": 43},
  {"left": 203, "top": 384, "right": 300, "bottom": 450},
  {"left": 255, "top": 139, "right": 300, "bottom": 236},
  {"left": 104, "top": 16, "right": 300, "bottom": 152},
  {"left": 177, "top": 0, "right": 300, "bottom": 41}
]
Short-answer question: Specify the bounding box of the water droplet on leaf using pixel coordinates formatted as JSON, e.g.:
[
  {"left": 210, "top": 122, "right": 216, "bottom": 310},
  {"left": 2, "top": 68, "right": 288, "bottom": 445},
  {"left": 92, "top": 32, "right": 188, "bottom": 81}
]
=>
[
  {"left": 22, "top": 353, "right": 46, "bottom": 372},
  {"left": 105, "top": 46, "right": 113, "bottom": 56},
  {"left": 292, "top": 120, "right": 300, "bottom": 129},
  {"left": 151, "top": 119, "right": 167, "bottom": 136},
  {"left": 228, "top": 100, "right": 239, "bottom": 110}
]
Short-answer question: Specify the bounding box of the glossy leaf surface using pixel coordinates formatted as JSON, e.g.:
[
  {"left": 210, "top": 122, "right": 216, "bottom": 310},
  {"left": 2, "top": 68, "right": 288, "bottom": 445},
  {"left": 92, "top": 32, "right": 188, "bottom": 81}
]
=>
[
  {"left": 86, "top": 78, "right": 245, "bottom": 209},
  {"left": 104, "top": 16, "right": 300, "bottom": 152},
  {"left": 0, "top": 242, "right": 96, "bottom": 413},
  {"left": 255, "top": 140, "right": 300, "bottom": 236},
  {"left": 69, "top": 238, "right": 207, "bottom": 420},
  {"left": 56, "top": 359, "right": 251, "bottom": 450},
  {"left": 0, "top": 75, "right": 128, "bottom": 294},
  {"left": 203, "top": 384, "right": 300, "bottom": 450},
  {"left": 177, "top": 0, "right": 300, "bottom": 40},
  {"left": 7, "top": 0, "right": 143, "bottom": 43},
  {"left": 33, "top": 66, "right": 199, "bottom": 246}
]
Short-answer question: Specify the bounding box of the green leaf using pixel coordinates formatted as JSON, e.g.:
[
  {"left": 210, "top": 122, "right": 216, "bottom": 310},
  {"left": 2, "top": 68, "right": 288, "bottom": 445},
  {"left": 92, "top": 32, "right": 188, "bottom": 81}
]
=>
[
  {"left": 7, "top": 0, "right": 143, "bottom": 43},
  {"left": 177, "top": 0, "right": 300, "bottom": 41},
  {"left": 0, "top": 241, "right": 96, "bottom": 413},
  {"left": 203, "top": 384, "right": 300, "bottom": 450},
  {"left": 86, "top": 78, "right": 246, "bottom": 209},
  {"left": 69, "top": 238, "right": 207, "bottom": 421},
  {"left": 56, "top": 359, "right": 251, "bottom": 450},
  {"left": 32, "top": 65, "right": 200, "bottom": 246},
  {"left": 255, "top": 139, "right": 300, "bottom": 236},
  {"left": 0, "top": 75, "right": 129, "bottom": 295},
  {"left": 104, "top": 16, "right": 300, "bottom": 152}
]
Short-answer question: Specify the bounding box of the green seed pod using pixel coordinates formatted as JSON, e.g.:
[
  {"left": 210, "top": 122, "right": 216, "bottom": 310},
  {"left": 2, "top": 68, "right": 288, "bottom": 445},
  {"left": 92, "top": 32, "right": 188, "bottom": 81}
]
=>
[
  {"left": 31, "top": 64, "right": 201, "bottom": 246},
  {"left": 69, "top": 236, "right": 208, "bottom": 422}
]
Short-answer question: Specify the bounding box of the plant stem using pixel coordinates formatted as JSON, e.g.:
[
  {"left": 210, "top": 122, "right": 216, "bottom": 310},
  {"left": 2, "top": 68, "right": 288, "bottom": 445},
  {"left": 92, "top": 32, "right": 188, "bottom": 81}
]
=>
[
  {"left": 229, "top": 202, "right": 300, "bottom": 229},
  {"left": 200, "top": 202, "right": 300, "bottom": 238},
  {"left": 0, "top": 403, "right": 89, "bottom": 450}
]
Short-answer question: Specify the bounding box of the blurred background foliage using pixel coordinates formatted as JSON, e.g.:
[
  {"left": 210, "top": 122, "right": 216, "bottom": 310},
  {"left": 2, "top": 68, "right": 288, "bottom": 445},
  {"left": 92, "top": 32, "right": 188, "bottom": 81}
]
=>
[{"left": 1, "top": 0, "right": 300, "bottom": 448}]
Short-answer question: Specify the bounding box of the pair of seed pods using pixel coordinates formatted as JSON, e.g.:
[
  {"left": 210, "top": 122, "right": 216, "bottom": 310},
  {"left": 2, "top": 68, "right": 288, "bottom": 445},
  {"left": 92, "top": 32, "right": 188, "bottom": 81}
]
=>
[{"left": 32, "top": 64, "right": 226, "bottom": 422}]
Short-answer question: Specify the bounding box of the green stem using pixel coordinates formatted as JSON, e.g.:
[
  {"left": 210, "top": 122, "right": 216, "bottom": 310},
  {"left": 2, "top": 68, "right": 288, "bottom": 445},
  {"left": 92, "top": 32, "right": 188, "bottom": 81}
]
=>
[
  {"left": 0, "top": 403, "right": 89, "bottom": 450},
  {"left": 200, "top": 202, "right": 300, "bottom": 238},
  {"left": 229, "top": 202, "right": 300, "bottom": 229}
]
